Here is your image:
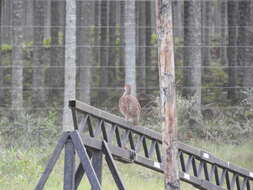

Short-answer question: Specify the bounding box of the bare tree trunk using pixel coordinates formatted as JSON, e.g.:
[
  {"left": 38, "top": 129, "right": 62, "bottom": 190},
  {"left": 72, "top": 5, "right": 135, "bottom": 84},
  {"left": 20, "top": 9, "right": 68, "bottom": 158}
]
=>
[
  {"left": 246, "top": 2, "right": 253, "bottom": 87},
  {"left": 99, "top": 0, "right": 109, "bottom": 103},
  {"left": 119, "top": 1, "right": 125, "bottom": 87},
  {"left": 238, "top": 1, "right": 253, "bottom": 88},
  {"left": 1, "top": 0, "right": 12, "bottom": 44},
  {"left": 145, "top": 0, "right": 152, "bottom": 90},
  {"left": 108, "top": 1, "right": 116, "bottom": 85},
  {"left": 0, "top": 0, "right": 4, "bottom": 102},
  {"left": 77, "top": 1, "right": 95, "bottom": 104},
  {"left": 201, "top": 1, "right": 211, "bottom": 68},
  {"left": 113, "top": 2, "right": 121, "bottom": 86},
  {"left": 147, "top": 1, "right": 159, "bottom": 92},
  {"left": 32, "top": 0, "right": 46, "bottom": 110},
  {"left": 24, "top": 0, "right": 33, "bottom": 41},
  {"left": 44, "top": 0, "right": 51, "bottom": 39},
  {"left": 94, "top": 0, "right": 101, "bottom": 79},
  {"left": 63, "top": 0, "right": 76, "bottom": 131},
  {"left": 156, "top": 0, "right": 180, "bottom": 189},
  {"left": 138, "top": 1, "right": 146, "bottom": 94},
  {"left": 124, "top": 0, "right": 136, "bottom": 96},
  {"left": 175, "top": 1, "right": 184, "bottom": 38},
  {"left": 227, "top": 1, "right": 238, "bottom": 102},
  {"left": 220, "top": 0, "right": 228, "bottom": 67},
  {"left": 183, "top": 0, "right": 202, "bottom": 114},
  {"left": 11, "top": 0, "right": 24, "bottom": 117},
  {"left": 172, "top": 1, "right": 181, "bottom": 38},
  {"left": 48, "top": 0, "right": 65, "bottom": 104}
]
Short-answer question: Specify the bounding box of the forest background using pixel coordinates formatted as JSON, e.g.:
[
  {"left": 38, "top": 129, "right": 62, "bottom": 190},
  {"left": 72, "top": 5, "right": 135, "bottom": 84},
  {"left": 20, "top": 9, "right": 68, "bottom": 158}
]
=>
[{"left": 0, "top": 0, "right": 253, "bottom": 189}]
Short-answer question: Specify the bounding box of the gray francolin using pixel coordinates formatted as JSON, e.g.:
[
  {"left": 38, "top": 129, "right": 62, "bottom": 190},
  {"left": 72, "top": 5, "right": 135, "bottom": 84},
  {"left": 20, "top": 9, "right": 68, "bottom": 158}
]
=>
[{"left": 119, "top": 84, "right": 141, "bottom": 125}]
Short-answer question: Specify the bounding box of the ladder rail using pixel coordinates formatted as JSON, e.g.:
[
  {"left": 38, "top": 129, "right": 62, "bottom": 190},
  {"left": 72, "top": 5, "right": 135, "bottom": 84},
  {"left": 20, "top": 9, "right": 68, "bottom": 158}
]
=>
[{"left": 69, "top": 100, "right": 253, "bottom": 190}]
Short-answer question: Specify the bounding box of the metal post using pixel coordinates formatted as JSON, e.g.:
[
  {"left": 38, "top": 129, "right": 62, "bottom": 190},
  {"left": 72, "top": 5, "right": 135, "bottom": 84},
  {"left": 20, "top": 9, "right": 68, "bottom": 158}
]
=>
[
  {"left": 92, "top": 150, "right": 103, "bottom": 190},
  {"left": 64, "top": 138, "right": 75, "bottom": 190}
]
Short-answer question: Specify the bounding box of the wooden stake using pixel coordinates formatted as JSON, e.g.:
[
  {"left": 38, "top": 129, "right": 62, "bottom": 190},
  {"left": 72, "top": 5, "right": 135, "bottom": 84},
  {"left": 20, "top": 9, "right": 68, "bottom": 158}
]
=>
[{"left": 156, "top": 0, "right": 180, "bottom": 189}]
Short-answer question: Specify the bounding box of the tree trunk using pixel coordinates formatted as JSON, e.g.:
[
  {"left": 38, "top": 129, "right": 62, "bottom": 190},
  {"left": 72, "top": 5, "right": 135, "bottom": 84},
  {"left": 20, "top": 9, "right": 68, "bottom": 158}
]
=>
[
  {"left": 0, "top": 0, "right": 4, "bottom": 102},
  {"left": 148, "top": 1, "right": 159, "bottom": 92},
  {"left": 172, "top": 1, "right": 182, "bottom": 38},
  {"left": 77, "top": 1, "right": 95, "bottom": 104},
  {"left": 63, "top": 0, "right": 76, "bottom": 131},
  {"left": 183, "top": 0, "right": 202, "bottom": 113},
  {"left": 238, "top": 1, "right": 253, "bottom": 88},
  {"left": 124, "top": 0, "right": 136, "bottom": 96},
  {"left": 227, "top": 1, "right": 238, "bottom": 102},
  {"left": 220, "top": 0, "right": 228, "bottom": 67},
  {"left": 145, "top": 0, "right": 152, "bottom": 91},
  {"left": 99, "top": 0, "right": 109, "bottom": 104},
  {"left": 156, "top": 0, "right": 180, "bottom": 190},
  {"left": 113, "top": 1, "right": 121, "bottom": 85},
  {"left": 44, "top": 0, "right": 51, "bottom": 39},
  {"left": 1, "top": 0, "right": 12, "bottom": 44},
  {"left": 48, "top": 0, "right": 65, "bottom": 104},
  {"left": 138, "top": 1, "right": 146, "bottom": 94},
  {"left": 201, "top": 1, "right": 211, "bottom": 67},
  {"left": 32, "top": 0, "right": 46, "bottom": 110},
  {"left": 94, "top": 0, "right": 101, "bottom": 81},
  {"left": 24, "top": 0, "right": 33, "bottom": 41},
  {"left": 108, "top": 1, "right": 117, "bottom": 86},
  {"left": 11, "top": 0, "right": 24, "bottom": 117},
  {"left": 119, "top": 1, "right": 125, "bottom": 87},
  {"left": 246, "top": 2, "right": 253, "bottom": 87}
]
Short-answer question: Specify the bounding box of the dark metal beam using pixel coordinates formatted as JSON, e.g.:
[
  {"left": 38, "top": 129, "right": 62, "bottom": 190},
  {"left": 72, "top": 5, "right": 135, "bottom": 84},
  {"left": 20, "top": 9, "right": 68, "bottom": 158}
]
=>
[
  {"left": 35, "top": 133, "right": 69, "bottom": 190},
  {"left": 74, "top": 150, "right": 93, "bottom": 190},
  {"left": 64, "top": 138, "right": 75, "bottom": 190},
  {"left": 92, "top": 151, "right": 103, "bottom": 190},
  {"left": 102, "top": 141, "right": 126, "bottom": 190},
  {"left": 71, "top": 131, "right": 101, "bottom": 190},
  {"left": 70, "top": 100, "right": 162, "bottom": 141}
]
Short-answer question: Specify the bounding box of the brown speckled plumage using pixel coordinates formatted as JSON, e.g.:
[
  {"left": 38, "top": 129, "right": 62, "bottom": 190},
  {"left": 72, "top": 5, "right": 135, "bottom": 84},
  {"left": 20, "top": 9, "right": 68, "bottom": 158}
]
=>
[{"left": 119, "top": 85, "right": 141, "bottom": 125}]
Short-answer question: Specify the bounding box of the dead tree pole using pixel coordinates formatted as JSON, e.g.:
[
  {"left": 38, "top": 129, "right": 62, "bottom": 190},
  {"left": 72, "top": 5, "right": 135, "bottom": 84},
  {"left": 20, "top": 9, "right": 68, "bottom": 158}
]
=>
[{"left": 156, "top": 0, "right": 180, "bottom": 190}]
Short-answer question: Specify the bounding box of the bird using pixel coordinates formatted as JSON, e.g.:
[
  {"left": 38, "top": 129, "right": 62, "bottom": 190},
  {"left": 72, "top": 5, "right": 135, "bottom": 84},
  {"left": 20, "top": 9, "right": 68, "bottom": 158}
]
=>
[{"left": 119, "top": 84, "right": 141, "bottom": 125}]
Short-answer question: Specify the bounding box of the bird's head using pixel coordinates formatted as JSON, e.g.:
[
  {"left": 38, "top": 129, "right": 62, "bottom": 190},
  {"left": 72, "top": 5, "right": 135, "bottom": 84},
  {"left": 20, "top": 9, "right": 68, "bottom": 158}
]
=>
[{"left": 124, "top": 84, "right": 131, "bottom": 95}]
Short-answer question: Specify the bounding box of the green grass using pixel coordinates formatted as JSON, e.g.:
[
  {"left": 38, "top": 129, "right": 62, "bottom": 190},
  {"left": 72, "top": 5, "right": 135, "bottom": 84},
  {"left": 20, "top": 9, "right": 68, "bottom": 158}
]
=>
[
  {"left": 0, "top": 140, "right": 252, "bottom": 190},
  {"left": 188, "top": 139, "right": 253, "bottom": 171}
]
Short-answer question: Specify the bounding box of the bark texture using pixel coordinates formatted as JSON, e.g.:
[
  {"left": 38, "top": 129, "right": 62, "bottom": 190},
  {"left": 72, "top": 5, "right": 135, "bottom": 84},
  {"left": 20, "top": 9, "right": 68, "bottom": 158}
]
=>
[
  {"left": 99, "top": 0, "right": 109, "bottom": 103},
  {"left": 77, "top": 1, "right": 95, "bottom": 104},
  {"left": 32, "top": 0, "right": 46, "bottom": 109},
  {"left": 201, "top": 1, "right": 211, "bottom": 67},
  {"left": 156, "top": 0, "right": 180, "bottom": 189},
  {"left": 138, "top": 1, "right": 146, "bottom": 94},
  {"left": 0, "top": 1, "right": 4, "bottom": 101},
  {"left": 183, "top": 0, "right": 202, "bottom": 113},
  {"left": 220, "top": 0, "right": 228, "bottom": 67},
  {"left": 238, "top": 1, "right": 253, "bottom": 87},
  {"left": 63, "top": 0, "right": 76, "bottom": 131},
  {"left": 124, "top": 0, "right": 136, "bottom": 96},
  {"left": 227, "top": 1, "right": 238, "bottom": 102},
  {"left": 11, "top": 0, "right": 24, "bottom": 116},
  {"left": 1, "top": 0, "right": 12, "bottom": 44},
  {"left": 49, "top": 0, "right": 65, "bottom": 104}
]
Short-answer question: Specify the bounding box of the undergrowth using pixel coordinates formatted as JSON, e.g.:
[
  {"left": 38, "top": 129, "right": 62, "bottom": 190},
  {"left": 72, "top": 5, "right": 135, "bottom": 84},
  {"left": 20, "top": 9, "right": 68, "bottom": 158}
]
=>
[
  {"left": 0, "top": 111, "right": 60, "bottom": 149},
  {"left": 0, "top": 140, "right": 252, "bottom": 190}
]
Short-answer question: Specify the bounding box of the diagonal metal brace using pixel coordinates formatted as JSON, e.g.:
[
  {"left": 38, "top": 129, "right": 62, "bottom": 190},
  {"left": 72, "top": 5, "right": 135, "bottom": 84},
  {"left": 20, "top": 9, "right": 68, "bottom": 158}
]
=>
[
  {"left": 102, "top": 141, "right": 127, "bottom": 190},
  {"left": 71, "top": 131, "right": 101, "bottom": 190},
  {"left": 74, "top": 150, "right": 93, "bottom": 189},
  {"left": 35, "top": 132, "right": 69, "bottom": 190}
]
